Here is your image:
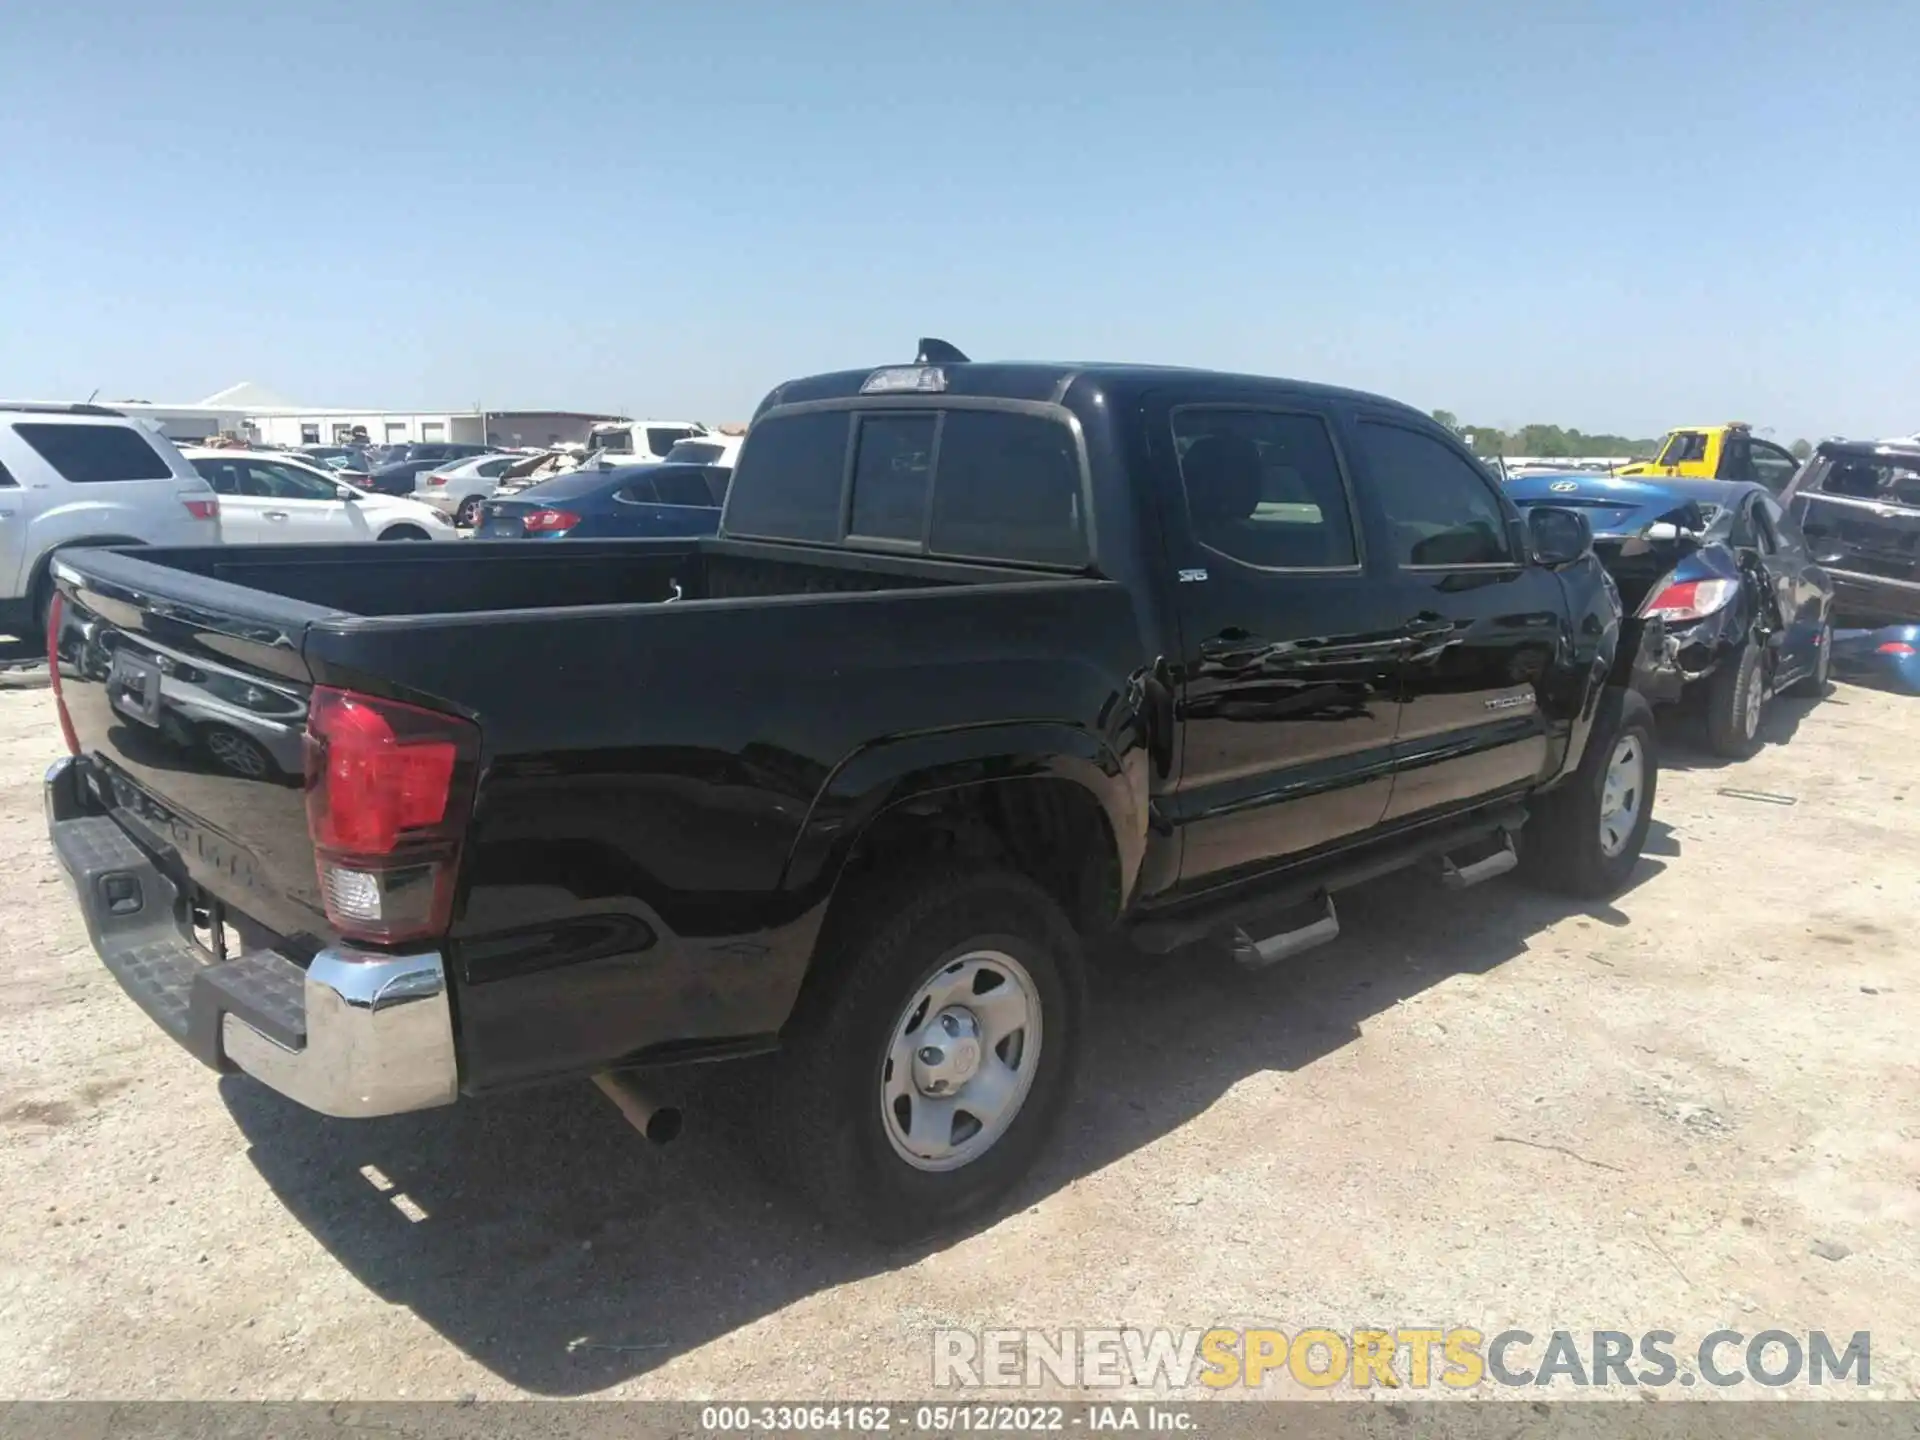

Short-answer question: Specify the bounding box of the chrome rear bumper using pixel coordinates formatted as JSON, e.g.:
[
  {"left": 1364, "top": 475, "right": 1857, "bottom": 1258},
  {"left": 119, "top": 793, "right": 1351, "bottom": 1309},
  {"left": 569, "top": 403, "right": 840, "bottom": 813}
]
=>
[{"left": 46, "top": 755, "right": 458, "bottom": 1118}]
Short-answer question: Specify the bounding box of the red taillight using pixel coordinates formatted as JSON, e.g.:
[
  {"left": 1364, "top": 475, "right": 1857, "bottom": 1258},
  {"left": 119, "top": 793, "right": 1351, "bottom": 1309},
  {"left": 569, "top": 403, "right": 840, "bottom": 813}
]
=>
[
  {"left": 182, "top": 497, "right": 219, "bottom": 520},
  {"left": 428, "top": 474, "right": 449, "bottom": 486},
  {"left": 521, "top": 508, "right": 580, "bottom": 535},
  {"left": 1641, "top": 577, "right": 1738, "bottom": 622},
  {"left": 46, "top": 591, "right": 80, "bottom": 756},
  {"left": 304, "top": 687, "right": 478, "bottom": 945},
  {"left": 1879, "top": 642, "right": 1917, "bottom": 656}
]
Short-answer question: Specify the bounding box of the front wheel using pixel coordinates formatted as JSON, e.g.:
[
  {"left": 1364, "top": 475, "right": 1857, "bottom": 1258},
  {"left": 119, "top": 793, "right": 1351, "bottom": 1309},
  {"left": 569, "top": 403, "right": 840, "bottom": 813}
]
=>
[
  {"left": 454, "top": 496, "right": 483, "bottom": 527},
  {"left": 1519, "top": 687, "right": 1658, "bottom": 898},
  {"left": 761, "top": 868, "right": 1085, "bottom": 1242}
]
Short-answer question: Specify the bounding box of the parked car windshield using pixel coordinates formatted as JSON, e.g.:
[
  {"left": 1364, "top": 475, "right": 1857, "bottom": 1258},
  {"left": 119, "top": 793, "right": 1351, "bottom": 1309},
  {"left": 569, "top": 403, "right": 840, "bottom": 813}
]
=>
[{"left": 663, "top": 440, "right": 727, "bottom": 465}]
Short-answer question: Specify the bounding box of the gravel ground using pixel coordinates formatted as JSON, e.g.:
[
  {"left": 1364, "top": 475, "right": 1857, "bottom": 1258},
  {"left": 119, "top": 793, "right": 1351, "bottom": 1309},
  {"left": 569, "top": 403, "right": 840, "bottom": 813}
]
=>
[{"left": 1, "top": 680, "right": 1915, "bottom": 1402}]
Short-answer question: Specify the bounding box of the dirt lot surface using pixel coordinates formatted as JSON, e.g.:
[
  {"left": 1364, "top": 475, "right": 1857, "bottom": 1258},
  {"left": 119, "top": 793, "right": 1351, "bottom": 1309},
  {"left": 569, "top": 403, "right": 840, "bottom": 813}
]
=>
[{"left": 1, "top": 681, "right": 1915, "bottom": 1402}]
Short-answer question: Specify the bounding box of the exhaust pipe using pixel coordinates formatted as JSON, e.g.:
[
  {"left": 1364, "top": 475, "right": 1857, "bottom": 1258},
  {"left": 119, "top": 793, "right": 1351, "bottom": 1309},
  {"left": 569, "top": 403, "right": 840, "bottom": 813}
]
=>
[{"left": 593, "top": 1071, "right": 683, "bottom": 1145}]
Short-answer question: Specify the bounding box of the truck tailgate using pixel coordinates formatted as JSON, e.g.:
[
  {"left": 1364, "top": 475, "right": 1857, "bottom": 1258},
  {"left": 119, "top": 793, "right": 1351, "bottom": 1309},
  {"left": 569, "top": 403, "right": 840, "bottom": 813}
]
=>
[{"left": 50, "top": 551, "right": 335, "bottom": 947}]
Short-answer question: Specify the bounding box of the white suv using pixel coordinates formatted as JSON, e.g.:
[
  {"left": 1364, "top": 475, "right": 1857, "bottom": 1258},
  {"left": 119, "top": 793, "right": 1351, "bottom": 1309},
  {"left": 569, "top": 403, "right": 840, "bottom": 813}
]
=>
[{"left": 0, "top": 405, "right": 220, "bottom": 640}]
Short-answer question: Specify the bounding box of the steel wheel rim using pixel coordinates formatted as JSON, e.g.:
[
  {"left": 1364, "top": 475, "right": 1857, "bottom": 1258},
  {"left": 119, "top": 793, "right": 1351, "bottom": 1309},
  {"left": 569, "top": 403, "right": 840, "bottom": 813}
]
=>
[
  {"left": 207, "top": 730, "right": 266, "bottom": 778},
  {"left": 1744, "top": 661, "right": 1763, "bottom": 738},
  {"left": 880, "top": 949, "right": 1043, "bottom": 1173},
  {"left": 1598, "top": 734, "right": 1644, "bottom": 859}
]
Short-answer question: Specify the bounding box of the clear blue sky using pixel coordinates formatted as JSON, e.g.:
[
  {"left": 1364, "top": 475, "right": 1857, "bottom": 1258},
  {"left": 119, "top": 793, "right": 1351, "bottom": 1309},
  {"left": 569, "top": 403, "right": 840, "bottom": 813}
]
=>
[{"left": 3, "top": 0, "right": 1915, "bottom": 440}]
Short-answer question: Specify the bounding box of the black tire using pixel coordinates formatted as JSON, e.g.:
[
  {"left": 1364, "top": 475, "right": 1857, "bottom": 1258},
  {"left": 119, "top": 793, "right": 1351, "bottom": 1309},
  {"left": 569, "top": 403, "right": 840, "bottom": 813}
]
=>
[
  {"left": 761, "top": 867, "right": 1086, "bottom": 1243},
  {"left": 377, "top": 525, "right": 430, "bottom": 541},
  {"left": 454, "top": 496, "right": 483, "bottom": 527},
  {"left": 1787, "top": 620, "right": 1832, "bottom": 699},
  {"left": 1703, "top": 636, "right": 1767, "bottom": 757},
  {"left": 1519, "top": 687, "right": 1658, "bottom": 898}
]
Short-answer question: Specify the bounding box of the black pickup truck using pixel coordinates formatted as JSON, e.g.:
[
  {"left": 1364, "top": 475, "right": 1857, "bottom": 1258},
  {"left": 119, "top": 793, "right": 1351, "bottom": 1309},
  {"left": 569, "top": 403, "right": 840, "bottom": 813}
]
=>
[{"left": 44, "top": 344, "right": 1662, "bottom": 1239}]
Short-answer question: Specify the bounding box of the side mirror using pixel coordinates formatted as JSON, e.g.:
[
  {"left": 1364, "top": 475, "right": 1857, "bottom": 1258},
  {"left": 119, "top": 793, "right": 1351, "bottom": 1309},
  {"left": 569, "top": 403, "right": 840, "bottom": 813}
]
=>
[
  {"left": 1528, "top": 505, "right": 1593, "bottom": 566},
  {"left": 335, "top": 485, "right": 358, "bottom": 502}
]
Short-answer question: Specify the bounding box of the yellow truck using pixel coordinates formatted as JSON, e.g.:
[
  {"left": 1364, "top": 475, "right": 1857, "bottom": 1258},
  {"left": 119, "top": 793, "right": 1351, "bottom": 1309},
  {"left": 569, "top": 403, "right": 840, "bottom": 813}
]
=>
[{"left": 1616, "top": 422, "right": 1800, "bottom": 493}]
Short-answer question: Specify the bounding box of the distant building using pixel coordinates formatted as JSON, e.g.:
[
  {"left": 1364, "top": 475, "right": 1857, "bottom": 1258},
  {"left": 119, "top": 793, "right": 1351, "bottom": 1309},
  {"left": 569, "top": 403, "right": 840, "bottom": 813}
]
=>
[{"left": 91, "top": 382, "right": 631, "bottom": 449}]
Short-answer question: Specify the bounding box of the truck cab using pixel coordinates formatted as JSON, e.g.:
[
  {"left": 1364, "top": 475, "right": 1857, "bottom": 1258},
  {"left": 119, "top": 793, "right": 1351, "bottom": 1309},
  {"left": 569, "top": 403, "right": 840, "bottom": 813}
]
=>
[{"left": 1617, "top": 423, "right": 1800, "bottom": 494}]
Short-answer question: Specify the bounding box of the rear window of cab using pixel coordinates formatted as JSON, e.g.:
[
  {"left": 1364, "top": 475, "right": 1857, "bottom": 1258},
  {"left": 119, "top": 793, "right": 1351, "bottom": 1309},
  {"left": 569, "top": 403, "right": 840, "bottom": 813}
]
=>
[{"left": 723, "top": 406, "right": 1089, "bottom": 567}]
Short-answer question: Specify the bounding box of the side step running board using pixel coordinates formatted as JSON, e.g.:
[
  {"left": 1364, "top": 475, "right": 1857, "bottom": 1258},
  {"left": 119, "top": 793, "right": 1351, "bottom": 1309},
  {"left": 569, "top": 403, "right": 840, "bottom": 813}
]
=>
[
  {"left": 1440, "top": 831, "right": 1519, "bottom": 890},
  {"left": 1231, "top": 893, "right": 1340, "bottom": 971}
]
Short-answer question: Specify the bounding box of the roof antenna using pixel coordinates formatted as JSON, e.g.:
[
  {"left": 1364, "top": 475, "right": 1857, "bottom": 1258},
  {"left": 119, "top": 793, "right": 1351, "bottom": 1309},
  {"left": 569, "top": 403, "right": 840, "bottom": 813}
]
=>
[
  {"left": 84, "top": 388, "right": 99, "bottom": 404},
  {"left": 916, "top": 337, "right": 969, "bottom": 364}
]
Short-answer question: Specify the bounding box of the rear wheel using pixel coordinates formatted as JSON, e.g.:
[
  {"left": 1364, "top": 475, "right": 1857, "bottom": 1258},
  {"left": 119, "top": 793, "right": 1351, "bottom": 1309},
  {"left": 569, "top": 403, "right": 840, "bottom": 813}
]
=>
[
  {"left": 377, "top": 525, "right": 430, "bottom": 541},
  {"left": 760, "top": 868, "right": 1085, "bottom": 1242},
  {"left": 1703, "top": 635, "right": 1766, "bottom": 757},
  {"left": 1788, "top": 620, "right": 1832, "bottom": 699},
  {"left": 454, "top": 496, "right": 483, "bottom": 527},
  {"left": 1520, "top": 687, "right": 1658, "bottom": 897}
]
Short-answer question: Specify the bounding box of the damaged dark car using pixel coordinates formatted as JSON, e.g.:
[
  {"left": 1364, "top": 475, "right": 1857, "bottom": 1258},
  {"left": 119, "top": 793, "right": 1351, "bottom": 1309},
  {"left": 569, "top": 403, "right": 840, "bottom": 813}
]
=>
[
  {"left": 1505, "top": 473, "right": 1834, "bottom": 757},
  {"left": 1780, "top": 438, "right": 1920, "bottom": 628}
]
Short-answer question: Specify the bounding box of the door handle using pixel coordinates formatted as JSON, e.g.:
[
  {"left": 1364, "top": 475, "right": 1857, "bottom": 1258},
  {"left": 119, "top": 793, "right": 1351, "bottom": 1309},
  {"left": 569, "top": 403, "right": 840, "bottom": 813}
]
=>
[
  {"left": 1403, "top": 617, "right": 1456, "bottom": 639},
  {"left": 264, "top": 510, "right": 290, "bottom": 521}
]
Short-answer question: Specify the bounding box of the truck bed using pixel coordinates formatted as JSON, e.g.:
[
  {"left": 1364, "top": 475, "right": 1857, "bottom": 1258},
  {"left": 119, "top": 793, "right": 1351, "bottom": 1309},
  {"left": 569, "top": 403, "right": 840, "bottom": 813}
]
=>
[
  {"left": 105, "top": 535, "right": 1013, "bottom": 618},
  {"left": 50, "top": 536, "right": 1138, "bottom": 1091}
]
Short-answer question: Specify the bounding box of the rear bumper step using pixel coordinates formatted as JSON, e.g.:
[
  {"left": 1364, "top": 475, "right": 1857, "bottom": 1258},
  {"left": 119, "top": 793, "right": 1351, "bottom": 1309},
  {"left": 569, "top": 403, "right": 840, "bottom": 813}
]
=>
[{"left": 45, "top": 756, "right": 457, "bottom": 1119}]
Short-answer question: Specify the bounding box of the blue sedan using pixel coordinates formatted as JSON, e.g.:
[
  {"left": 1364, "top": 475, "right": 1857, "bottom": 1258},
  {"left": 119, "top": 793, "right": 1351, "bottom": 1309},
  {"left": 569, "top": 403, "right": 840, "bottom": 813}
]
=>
[{"left": 475, "top": 461, "right": 729, "bottom": 540}]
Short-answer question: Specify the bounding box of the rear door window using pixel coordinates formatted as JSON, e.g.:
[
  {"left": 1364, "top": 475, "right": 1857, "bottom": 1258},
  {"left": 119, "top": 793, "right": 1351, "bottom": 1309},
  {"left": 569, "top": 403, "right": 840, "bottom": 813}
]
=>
[
  {"left": 193, "top": 458, "right": 247, "bottom": 495},
  {"left": 13, "top": 423, "right": 173, "bottom": 483},
  {"left": 1819, "top": 458, "right": 1920, "bottom": 506},
  {"left": 652, "top": 467, "right": 718, "bottom": 507},
  {"left": 1171, "top": 408, "right": 1357, "bottom": 568},
  {"left": 1357, "top": 422, "right": 1515, "bottom": 566},
  {"left": 849, "top": 414, "right": 936, "bottom": 542}
]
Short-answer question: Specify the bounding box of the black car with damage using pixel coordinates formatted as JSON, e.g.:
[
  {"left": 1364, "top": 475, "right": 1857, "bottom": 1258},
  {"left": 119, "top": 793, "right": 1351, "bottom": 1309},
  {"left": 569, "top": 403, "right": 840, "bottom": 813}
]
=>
[
  {"left": 1780, "top": 438, "right": 1920, "bottom": 628},
  {"left": 1504, "top": 472, "right": 1834, "bottom": 756}
]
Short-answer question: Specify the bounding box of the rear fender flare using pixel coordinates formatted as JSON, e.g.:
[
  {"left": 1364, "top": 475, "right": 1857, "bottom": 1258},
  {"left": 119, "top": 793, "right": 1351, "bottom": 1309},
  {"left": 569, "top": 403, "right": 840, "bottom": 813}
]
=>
[{"left": 781, "top": 722, "right": 1149, "bottom": 917}]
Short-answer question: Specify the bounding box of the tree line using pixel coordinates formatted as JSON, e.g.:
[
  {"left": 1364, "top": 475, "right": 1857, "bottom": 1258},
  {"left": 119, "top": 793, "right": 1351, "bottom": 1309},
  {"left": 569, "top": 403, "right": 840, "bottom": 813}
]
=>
[
  {"left": 1430, "top": 412, "right": 1813, "bottom": 463},
  {"left": 1428, "top": 412, "right": 1657, "bottom": 459}
]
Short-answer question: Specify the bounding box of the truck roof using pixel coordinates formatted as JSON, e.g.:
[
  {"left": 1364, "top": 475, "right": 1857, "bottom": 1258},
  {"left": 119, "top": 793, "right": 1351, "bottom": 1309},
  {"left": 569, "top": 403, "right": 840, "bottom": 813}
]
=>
[{"left": 756, "top": 359, "right": 1431, "bottom": 425}]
